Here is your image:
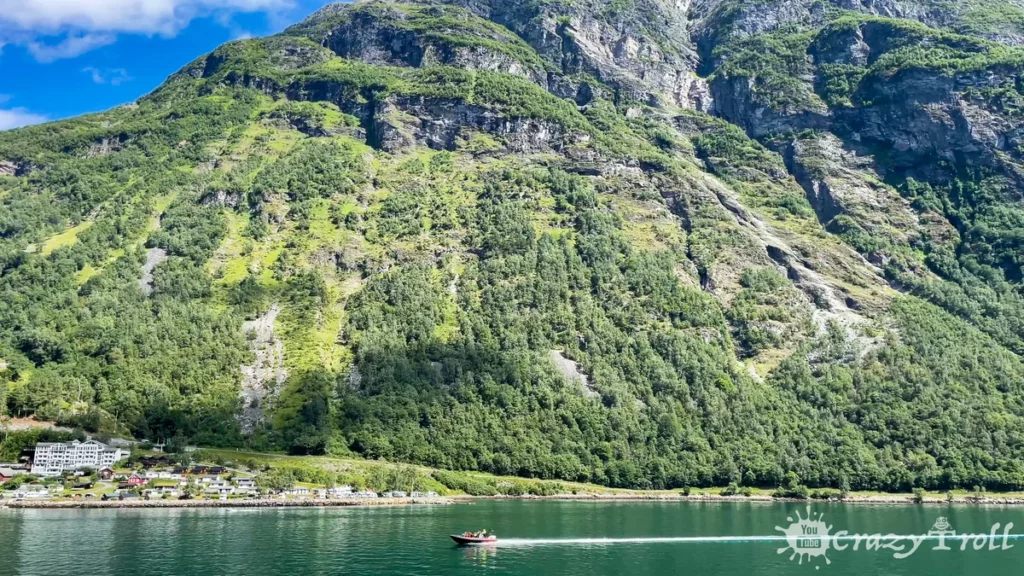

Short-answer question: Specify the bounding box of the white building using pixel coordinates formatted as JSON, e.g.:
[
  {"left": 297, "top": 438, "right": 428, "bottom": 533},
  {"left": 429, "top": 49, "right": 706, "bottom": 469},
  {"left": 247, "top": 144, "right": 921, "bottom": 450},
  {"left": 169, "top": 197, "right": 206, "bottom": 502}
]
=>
[
  {"left": 327, "top": 485, "right": 353, "bottom": 498},
  {"left": 31, "top": 439, "right": 127, "bottom": 477}
]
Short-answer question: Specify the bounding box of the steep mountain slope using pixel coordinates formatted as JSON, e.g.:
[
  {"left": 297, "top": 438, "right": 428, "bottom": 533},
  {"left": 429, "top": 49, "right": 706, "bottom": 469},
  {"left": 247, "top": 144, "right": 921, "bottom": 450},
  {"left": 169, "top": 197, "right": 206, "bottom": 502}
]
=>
[{"left": 1, "top": 0, "right": 1023, "bottom": 491}]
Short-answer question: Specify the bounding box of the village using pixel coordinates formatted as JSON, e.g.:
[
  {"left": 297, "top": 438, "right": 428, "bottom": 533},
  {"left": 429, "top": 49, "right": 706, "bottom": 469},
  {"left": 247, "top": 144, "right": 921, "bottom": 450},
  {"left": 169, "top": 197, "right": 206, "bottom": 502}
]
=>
[{"left": 0, "top": 438, "right": 438, "bottom": 504}]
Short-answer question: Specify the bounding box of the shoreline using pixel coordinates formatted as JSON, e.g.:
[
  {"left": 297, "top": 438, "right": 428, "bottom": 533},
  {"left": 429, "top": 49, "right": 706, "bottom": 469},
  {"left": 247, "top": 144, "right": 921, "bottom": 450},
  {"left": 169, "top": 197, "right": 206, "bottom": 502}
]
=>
[
  {"left": 455, "top": 493, "right": 1024, "bottom": 506},
  {"left": 1, "top": 497, "right": 452, "bottom": 510},
  {"left": 8, "top": 493, "right": 1024, "bottom": 510}
]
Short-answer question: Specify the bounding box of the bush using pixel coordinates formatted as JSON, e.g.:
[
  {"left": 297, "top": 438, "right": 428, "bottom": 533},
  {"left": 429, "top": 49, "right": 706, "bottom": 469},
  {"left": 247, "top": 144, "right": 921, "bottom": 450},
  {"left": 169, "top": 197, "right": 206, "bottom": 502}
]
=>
[
  {"left": 432, "top": 470, "right": 498, "bottom": 496},
  {"left": 912, "top": 487, "right": 925, "bottom": 504},
  {"left": 528, "top": 482, "right": 563, "bottom": 496}
]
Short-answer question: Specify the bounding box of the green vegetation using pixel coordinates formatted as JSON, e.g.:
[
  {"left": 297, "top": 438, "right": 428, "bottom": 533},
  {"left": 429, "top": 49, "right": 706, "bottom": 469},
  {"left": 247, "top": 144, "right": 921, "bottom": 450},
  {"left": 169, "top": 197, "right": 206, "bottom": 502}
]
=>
[
  {"left": 3, "top": 0, "right": 1024, "bottom": 498},
  {"left": 712, "top": 12, "right": 1024, "bottom": 113}
]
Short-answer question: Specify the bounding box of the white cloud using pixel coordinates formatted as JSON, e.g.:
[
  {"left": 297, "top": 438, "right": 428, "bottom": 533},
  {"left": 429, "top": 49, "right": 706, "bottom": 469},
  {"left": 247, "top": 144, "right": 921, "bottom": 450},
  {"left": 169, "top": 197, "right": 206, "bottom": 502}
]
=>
[
  {"left": 28, "top": 32, "right": 116, "bottom": 62},
  {"left": 0, "top": 108, "right": 48, "bottom": 131},
  {"left": 1, "top": 0, "right": 294, "bottom": 61},
  {"left": 2, "top": 0, "right": 292, "bottom": 35},
  {"left": 82, "top": 66, "right": 132, "bottom": 85}
]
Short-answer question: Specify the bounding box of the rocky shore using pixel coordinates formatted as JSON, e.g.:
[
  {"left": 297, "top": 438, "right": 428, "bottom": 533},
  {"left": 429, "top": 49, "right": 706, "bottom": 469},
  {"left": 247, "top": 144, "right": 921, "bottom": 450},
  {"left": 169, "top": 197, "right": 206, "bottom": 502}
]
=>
[
  {"left": 2, "top": 497, "right": 452, "bottom": 510},
  {"left": 9, "top": 494, "right": 1024, "bottom": 510},
  {"left": 456, "top": 493, "right": 1024, "bottom": 506}
]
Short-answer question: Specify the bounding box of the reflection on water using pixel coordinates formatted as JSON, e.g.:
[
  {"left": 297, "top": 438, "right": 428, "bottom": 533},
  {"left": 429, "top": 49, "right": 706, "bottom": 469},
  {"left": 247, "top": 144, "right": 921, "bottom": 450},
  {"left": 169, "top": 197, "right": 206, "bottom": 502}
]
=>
[{"left": 461, "top": 543, "right": 499, "bottom": 566}]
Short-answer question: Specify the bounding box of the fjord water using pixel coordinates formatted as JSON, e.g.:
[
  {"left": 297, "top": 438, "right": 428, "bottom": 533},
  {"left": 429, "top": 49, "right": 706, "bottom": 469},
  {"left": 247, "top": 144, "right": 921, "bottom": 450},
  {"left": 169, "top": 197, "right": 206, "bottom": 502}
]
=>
[{"left": 1, "top": 501, "right": 1021, "bottom": 575}]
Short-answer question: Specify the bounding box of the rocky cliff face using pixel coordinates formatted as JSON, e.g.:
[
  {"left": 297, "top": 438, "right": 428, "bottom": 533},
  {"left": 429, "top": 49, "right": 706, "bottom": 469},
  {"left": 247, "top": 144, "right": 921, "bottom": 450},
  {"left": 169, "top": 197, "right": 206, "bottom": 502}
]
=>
[{"left": 208, "top": 0, "right": 1024, "bottom": 427}]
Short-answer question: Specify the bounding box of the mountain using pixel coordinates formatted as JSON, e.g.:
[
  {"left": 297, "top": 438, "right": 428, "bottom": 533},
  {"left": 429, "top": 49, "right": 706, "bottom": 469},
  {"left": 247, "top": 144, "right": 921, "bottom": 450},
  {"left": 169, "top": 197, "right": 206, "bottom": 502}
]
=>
[{"left": 2, "top": 0, "right": 1024, "bottom": 492}]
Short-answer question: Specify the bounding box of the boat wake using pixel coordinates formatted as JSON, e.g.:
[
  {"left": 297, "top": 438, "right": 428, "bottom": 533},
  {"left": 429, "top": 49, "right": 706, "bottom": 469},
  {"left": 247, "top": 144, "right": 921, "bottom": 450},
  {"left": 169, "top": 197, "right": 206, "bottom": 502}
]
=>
[
  {"left": 498, "top": 536, "right": 788, "bottom": 547},
  {"left": 497, "top": 534, "right": 1024, "bottom": 547}
]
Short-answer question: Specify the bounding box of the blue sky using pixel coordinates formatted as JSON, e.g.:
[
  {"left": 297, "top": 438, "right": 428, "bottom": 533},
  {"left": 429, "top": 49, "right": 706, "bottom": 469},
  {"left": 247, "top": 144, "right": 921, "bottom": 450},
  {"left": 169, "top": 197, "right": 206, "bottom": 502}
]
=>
[{"left": 0, "top": 0, "right": 346, "bottom": 130}]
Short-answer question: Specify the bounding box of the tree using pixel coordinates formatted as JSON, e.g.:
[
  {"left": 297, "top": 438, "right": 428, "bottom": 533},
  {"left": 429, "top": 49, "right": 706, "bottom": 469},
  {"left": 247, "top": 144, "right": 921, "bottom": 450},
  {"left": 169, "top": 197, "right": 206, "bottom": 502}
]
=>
[{"left": 183, "top": 476, "right": 201, "bottom": 499}]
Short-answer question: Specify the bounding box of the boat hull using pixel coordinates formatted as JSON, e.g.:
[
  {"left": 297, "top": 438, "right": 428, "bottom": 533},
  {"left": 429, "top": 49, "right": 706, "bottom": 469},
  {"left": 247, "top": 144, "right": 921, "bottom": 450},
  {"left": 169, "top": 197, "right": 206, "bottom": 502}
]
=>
[{"left": 450, "top": 535, "right": 498, "bottom": 546}]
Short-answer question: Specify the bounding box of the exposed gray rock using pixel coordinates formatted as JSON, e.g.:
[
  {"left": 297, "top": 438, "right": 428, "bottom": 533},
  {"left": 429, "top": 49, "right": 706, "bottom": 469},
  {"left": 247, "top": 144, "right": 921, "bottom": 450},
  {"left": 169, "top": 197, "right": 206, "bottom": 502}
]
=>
[
  {"left": 836, "top": 67, "right": 1024, "bottom": 179},
  {"left": 348, "top": 364, "right": 363, "bottom": 391},
  {"left": 201, "top": 189, "right": 241, "bottom": 208},
  {"left": 312, "top": 3, "right": 547, "bottom": 84},
  {"left": 368, "top": 96, "right": 586, "bottom": 153},
  {"left": 240, "top": 304, "right": 287, "bottom": 434},
  {"left": 549, "top": 350, "right": 598, "bottom": 399},
  {"left": 710, "top": 74, "right": 831, "bottom": 137},
  {"left": 783, "top": 133, "right": 921, "bottom": 250},
  {"left": 139, "top": 248, "right": 168, "bottom": 296},
  {"left": 88, "top": 135, "right": 129, "bottom": 157},
  {"left": 809, "top": 21, "right": 871, "bottom": 66}
]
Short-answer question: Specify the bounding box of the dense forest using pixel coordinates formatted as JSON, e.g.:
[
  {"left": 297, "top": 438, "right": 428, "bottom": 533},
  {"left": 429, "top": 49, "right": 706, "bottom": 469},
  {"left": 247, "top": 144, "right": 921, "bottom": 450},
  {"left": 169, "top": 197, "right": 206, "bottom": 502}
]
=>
[{"left": 3, "top": 0, "right": 1024, "bottom": 492}]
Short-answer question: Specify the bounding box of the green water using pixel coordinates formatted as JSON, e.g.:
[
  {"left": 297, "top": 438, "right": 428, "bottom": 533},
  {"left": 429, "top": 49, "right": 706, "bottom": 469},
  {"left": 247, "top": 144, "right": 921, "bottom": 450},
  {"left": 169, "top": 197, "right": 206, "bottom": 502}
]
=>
[{"left": 1, "top": 501, "right": 1022, "bottom": 574}]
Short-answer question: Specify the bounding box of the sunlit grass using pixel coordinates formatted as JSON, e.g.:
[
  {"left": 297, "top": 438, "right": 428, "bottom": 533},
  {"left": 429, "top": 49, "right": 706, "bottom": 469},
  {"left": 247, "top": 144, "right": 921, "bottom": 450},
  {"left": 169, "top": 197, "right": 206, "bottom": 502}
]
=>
[{"left": 40, "top": 221, "right": 94, "bottom": 256}]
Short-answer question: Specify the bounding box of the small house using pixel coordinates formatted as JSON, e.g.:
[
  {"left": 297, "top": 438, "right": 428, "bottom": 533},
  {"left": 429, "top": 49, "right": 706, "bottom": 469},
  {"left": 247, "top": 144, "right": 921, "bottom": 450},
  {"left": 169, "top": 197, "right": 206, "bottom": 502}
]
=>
[
  {"left": 127, "top": 473, "right": 147, "bottom": 487},
  {"left": 98, "top": 467, "right": 115, "bottom": 480},
  {"left": 0, "top": 466, "right": 24, "bottom": 483},
  {"left": 205, "top": 485, "right": 232, "bottom": 498},
  {"left": 286, "top": 486, "right": 311, "bottom": 497}
]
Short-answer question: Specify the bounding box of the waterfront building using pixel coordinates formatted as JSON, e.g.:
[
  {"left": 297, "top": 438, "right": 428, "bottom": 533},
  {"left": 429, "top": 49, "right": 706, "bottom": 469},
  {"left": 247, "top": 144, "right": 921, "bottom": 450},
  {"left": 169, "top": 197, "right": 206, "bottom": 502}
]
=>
[{"left": 30, "top": 440, "right": 127, "bottom": 477}]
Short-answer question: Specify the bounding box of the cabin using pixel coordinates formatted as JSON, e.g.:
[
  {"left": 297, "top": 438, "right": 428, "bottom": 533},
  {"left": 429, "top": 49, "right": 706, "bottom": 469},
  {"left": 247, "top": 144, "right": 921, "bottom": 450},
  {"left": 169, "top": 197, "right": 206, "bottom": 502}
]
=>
[
  {"left": 127, "top": 473, "right": 147, "bottom": 487},
  {"left": 0, "top": 466, "right": 24, "bottom": 483},
  {"left": 138, "top": 456, "right": 173, "bottom": 468},
  {"left": 98, "top": 467, "right": 115, "bottom": 480}
]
